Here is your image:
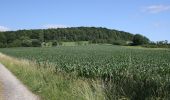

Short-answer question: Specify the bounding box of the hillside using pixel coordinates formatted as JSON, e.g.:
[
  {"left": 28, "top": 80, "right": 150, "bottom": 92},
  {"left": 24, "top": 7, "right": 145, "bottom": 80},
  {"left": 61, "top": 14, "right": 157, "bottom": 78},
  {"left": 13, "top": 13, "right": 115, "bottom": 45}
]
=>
[{"left": 0, "top": 27, "right": 135, "bottom": 47}]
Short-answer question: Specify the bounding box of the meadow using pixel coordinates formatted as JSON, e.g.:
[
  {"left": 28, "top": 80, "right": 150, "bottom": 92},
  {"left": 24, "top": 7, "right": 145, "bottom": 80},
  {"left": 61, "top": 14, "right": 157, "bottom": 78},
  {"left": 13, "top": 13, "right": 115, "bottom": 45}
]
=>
[{"left": 0, "top": 45, "right": 170, "bottom": 100}]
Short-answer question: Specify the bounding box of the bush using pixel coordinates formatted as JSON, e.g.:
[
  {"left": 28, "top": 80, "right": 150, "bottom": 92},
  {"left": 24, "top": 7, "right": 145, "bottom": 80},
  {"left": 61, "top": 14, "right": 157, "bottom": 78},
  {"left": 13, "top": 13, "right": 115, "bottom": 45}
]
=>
[
  {"left": 92, "top": 39, "right": 107, "bottom": 44},
  {"left": 0, "top": 42, "right": 5, "bottom": 48},
  {"left": 21, "top": 39, "right": 32, "bottom": 47},
  {"left": 41, "top": 42, "right": 53, "bottom": 47},
  {"left": 46, "top": 42, "right": 52, "bottom": 47},
  {"left": 52, "top": 41, "right": 62, "bottom": 46},
  {"left": 142, "top": 40, "right": 170, "bottom": 48},
  {"left": 133, "top": 34, "right": 149, "bottom": 45},
  {"left": 31, "top": 39, "right": 41, "bottom": 47},
  {"left": 8, "top": 40, "right": 22, "bottom": 47},
  {"left": 52, "top": 41, "right": 58, "bottom": 46},
  {"left": 112, "top": 40, "right": 127, "bottom": 46},
  {"left": 76, "top": 41, "right": 83, "bottom": 46}
]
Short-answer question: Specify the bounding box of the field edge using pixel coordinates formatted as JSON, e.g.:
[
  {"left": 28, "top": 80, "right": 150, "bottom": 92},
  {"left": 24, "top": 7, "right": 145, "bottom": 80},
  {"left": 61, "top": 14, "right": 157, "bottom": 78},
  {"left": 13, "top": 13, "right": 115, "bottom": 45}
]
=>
[{"left": 0, "top": 53, "right": 106, "bottom": 100}]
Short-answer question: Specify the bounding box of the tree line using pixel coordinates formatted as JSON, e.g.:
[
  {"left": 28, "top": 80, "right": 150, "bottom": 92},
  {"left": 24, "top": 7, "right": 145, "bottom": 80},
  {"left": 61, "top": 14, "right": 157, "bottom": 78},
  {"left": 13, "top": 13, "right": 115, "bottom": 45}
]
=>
[
  {"left": 143, "top": 40, "right": 170, "bottom": 48},
  {"left": 0, "top": 27, "right": 150, "bottom": 48}
]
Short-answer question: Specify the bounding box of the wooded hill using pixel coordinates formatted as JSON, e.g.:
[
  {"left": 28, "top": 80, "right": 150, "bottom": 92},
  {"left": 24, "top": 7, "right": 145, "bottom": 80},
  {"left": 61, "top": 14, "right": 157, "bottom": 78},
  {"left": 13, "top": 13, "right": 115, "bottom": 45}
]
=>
[{"left": 0, "top": 27, "right": 136, "bottom": 47}]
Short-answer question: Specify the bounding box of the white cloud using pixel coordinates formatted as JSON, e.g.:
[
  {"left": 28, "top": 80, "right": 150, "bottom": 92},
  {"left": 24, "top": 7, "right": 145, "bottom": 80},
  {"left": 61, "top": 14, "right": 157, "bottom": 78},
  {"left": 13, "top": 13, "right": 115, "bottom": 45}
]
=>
[
  {"left": 143, "top": 5, "right": 170, "bottom": 13},
  {"left": 44, "top": 24, "right": 67, "bottom": 29},
  {"left": 0, "top": 26, "right": 10, "bottom": 32}
]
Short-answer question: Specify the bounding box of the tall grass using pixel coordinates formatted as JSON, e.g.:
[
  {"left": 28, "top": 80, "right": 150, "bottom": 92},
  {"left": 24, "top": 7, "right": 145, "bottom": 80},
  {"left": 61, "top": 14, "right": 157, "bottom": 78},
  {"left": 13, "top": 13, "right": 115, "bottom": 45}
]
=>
[
  {"left": 0, "top": 83, "right": 3, "bottom": 100},
  {"left": 0, "top": 53, "right": 105, "bottom": 100}
]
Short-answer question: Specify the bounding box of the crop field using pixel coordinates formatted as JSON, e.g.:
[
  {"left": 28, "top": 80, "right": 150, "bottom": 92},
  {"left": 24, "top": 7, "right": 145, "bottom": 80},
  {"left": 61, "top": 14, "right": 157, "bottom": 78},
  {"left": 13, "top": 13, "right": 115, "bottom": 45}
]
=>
[{"left": 0, "top": 45, "right": 170, "bottom": 99}]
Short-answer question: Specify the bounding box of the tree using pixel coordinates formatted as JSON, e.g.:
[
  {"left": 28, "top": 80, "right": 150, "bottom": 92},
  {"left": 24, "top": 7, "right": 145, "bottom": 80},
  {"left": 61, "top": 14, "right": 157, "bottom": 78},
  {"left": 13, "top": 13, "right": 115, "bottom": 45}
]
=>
[
  {"left": 0, "top": 27, "right": 143, "bottom": 47},
  {"left": 31, "top": 39, "right": 41, "bottom": 47},
  {"left": 0, "top": 42, "right": 5, "bottom": 48},
  {"left": 38, "top": 30, "right": 44, "bottom": 42},
  {"left": 8, "top": 39, "right": 22, "bottom": 47},
  {"left": 20, "top": 36, "right": 32, "bottom": 47},
  {"left": 133, "top": 34, "right": 149, "bottom": 45},
  {"left": 21, "top": 39, "right": 32, "bottom": 47},
  {"left": 4, "top": 31, "right": 16, "bottom": 44},
  {"left": 0, "top": 32, "right": 6, "bottom": 44}
]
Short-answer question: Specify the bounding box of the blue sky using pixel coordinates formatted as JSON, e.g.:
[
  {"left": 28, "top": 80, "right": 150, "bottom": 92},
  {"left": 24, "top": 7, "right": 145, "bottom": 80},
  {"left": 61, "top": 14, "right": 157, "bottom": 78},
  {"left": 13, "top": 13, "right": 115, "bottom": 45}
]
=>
[{"left": 0, "top": 0, "right": 170, "bottom": 41}]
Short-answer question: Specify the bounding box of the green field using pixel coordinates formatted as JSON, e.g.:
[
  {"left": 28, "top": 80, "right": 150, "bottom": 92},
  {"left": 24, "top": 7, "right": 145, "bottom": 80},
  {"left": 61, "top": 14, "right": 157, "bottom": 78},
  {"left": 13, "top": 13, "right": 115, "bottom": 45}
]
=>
[
  {"left": 0, "top": 45, "right": 170, "bottom": 99},
  {"left": 61, "top": 41, "right": 89, "bottom": 46}
]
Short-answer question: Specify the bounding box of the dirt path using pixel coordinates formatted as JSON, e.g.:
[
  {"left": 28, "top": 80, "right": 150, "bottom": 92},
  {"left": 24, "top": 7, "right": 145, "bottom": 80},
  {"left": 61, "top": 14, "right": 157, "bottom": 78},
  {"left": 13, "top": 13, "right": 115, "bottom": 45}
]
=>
[{"left": 0, "top": 63, "right": 39, "bottom": 100}]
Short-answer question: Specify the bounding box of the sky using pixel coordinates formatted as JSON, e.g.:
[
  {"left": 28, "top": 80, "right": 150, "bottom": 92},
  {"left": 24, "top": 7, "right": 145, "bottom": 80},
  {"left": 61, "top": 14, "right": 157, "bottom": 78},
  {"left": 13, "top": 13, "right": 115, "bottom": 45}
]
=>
[{"left": 0, "top": 0, "right": 170, "bottom": 41}]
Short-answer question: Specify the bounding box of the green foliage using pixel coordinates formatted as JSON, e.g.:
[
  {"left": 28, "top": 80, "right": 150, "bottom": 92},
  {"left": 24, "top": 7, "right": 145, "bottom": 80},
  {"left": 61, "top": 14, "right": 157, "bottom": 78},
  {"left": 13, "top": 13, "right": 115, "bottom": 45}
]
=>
[
  {"left": 8, "top": 39, "right": 22, "bottom": 47},
  {"left": 0, "top": 45, "right": 170, "bottom": 99},
  {"left": 76, "top": 41, "right": 89, "bottom": 46},
  {"left": 0, "top": 27, "right": 135, "bottom": 48},
  {"left": 51, "top": 40, "right": 59, "bottom": 46},
  {"left": 21, "top": 39, "right": 32, "bottom": 47},
  {"left": 0, "top": 42, "right": 5, "bottom": 48},
  {"left": 41, "top": 42, "right": 53, "bottom": 47},
  {"left": 112, "top": 40, "right": 127, "bottom": 45},
  {"left": 0, "top": 32, "right": 6, "bottom": 44},
  {"left": 61, "top": 41, "right": 89, "bottom": 46},
  {"left": 133, "top": 34, "right": 150, "bottom": 45},
  {"left": 0, "top": 54, "right": 105, "bottom": 100},
  {"left": 143, "top": 40, "right": 170, "bottom": 48},
  {"left": 31, "top": 39, "right": 41, "bottom": 47}
]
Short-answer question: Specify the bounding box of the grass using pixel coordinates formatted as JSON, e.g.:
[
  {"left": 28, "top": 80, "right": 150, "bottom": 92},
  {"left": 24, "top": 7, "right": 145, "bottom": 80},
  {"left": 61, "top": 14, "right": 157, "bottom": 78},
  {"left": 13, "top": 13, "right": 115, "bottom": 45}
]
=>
[
  {"left": 0, "top": 45, "right": 170, "bottom": 99},
  {"left": 124, "top": 45, "right": 170, "bottom": 50},
  {"left": 0, "top": 53, "right": 105, "bottom": 100},
  {"left": 61, "top": 41, "right": 89, "bottom": 46},
  {"left": 0, "top": 82, "right": 3, "bottom": 100}
]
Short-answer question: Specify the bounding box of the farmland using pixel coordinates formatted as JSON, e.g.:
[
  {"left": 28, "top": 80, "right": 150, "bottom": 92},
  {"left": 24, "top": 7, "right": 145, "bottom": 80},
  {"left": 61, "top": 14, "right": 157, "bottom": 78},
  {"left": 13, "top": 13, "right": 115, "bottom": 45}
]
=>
[{"left": 0, "top": 45, "right": 170, "bottom": 99}]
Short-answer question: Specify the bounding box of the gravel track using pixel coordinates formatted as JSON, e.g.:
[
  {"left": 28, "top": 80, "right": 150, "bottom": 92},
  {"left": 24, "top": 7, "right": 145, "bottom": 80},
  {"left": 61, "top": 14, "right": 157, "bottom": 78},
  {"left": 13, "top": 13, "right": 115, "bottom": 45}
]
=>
[{"left": 0, "top": 63, "right": 39, "bottom": 100}]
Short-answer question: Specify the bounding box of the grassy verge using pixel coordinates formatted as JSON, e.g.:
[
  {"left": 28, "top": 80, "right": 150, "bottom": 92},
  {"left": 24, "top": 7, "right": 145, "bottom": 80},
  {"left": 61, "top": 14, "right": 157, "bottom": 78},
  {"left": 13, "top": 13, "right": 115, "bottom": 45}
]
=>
[
  {"left": 0, "top": 83, "right": 3, "bottom": 100},
  {"left": 124, "top": 45, "right": 170, "bottom": 50},
  {"left": 0, "top": 53, "right": 105, "bottom": 100}
]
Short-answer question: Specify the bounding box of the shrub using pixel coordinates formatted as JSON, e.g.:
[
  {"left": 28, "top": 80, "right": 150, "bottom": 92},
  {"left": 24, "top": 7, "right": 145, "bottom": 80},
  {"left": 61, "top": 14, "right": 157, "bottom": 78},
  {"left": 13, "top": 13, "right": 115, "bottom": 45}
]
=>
[
  {"left": 21, "top": 39, "right": 32, "bottom": 47},
  {"left": 8, "top": 40, "right": 22, "bottom": 47},
  {"left": 112, "top": 40, "right": 127, "bottom": 45},
  {"left": 41, "top": 42, "right": 53, "bottom": 47},
  {"left": 133, "top": 34, "right": 149, "bottom": 45},
  {"left": 0, "top": 42, "right": 5, "bottom": 48},
  {"left": 31, "top": 39, "right": 41, "bottom": 47}
]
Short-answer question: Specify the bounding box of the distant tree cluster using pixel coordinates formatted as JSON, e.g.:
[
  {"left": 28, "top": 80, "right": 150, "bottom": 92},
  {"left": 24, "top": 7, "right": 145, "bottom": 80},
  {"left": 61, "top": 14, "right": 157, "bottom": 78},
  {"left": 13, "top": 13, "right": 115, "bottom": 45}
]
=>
[
  {"left": 132, "top": 34, "right": 150, "bottom": 45},
  {"left": 0, "top": 27, "right": 135, "bottom": 48},
  {"left": 143, "top": 40, "right": 170, "bottom": 48}
]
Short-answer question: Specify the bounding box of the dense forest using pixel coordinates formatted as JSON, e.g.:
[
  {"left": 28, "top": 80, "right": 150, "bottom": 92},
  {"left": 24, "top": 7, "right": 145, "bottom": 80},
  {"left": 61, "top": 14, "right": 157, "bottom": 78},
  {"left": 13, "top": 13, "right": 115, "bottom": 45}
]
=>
[
  {"left": 0, "top": 27, "right": 133, "bottom": 47},
  {"left": 0, "top": 27, "right": 150, "bottom": 48}
]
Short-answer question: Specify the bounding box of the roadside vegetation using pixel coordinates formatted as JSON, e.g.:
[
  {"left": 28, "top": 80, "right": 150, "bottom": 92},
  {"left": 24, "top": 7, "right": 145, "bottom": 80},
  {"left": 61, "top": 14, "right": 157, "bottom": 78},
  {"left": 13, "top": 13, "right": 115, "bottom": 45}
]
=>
[
  {"left": 0, "top": 53, "right": 105, "bottom": 100},
  {"left": 0, "top": 45, "right": 170, "bottom": 100},
  {"left": 0, "top": 82, "right": 3, "bottom": 100}
]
